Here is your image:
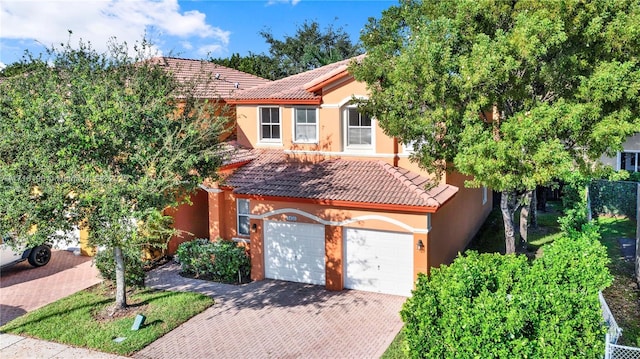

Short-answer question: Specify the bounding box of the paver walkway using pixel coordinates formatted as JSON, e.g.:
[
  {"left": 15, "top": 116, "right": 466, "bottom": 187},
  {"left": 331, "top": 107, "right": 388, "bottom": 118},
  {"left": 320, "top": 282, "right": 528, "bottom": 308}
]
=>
[
  {"left": 0, "top": 250, "right": 102, "bottom": 326},
  {"left": 134, "top": 262, "right": 406, "bottom": 359}
]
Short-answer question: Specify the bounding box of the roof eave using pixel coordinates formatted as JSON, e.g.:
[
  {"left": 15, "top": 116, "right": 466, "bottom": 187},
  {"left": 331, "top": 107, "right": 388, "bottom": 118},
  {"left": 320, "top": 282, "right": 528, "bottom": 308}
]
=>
[
  {"left": 228, "top": 98, "right": 322, "bottom": 105},
  {"left": 305, "top": 70, "right": 351, "bottom": 93},
  {"left": 232, "top": 193, "right": 440, "bottom": 213}
]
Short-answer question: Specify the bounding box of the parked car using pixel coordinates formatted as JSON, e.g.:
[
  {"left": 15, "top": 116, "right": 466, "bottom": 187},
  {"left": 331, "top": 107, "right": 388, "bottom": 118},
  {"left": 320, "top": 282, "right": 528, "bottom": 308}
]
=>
[{"left": 0, "top": 236, "right": 52, "bottom": 269}]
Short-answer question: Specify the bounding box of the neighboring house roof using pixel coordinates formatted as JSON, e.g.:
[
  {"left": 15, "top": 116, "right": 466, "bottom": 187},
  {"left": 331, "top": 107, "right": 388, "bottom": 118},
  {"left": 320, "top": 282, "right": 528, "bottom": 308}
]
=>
[
  {"left": 229, "top": 55, "right": 365, "bottom": 105},
  {"left": 223, "top": 150, "right": 458, "bottom": 212},
  {"left": 149, "top": 57, "right": 271, "bottom": 99}
]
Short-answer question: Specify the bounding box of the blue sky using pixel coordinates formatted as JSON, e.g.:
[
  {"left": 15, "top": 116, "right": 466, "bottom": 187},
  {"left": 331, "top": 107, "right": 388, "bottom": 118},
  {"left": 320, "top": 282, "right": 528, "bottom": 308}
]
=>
[{"left": 0, "top": 0, "right": 396, "bottom": 68}]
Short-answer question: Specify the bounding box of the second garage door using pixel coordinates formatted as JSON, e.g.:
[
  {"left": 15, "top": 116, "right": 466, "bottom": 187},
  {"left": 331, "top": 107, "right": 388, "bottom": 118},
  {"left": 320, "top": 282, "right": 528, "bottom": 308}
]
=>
[
  {"left": 344, "top": 228, "right": 414, "bottom": 296},
  {"left": 264, "top": 221, "right": 326, "bottom": 285}
]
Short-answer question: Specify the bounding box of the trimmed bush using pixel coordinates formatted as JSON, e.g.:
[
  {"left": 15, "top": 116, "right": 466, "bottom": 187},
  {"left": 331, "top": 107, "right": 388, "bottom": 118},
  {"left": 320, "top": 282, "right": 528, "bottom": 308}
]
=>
[
  {"left": 401, "top": 224, "right": 612, "bottom": 358},
  {"left": 94, "top": 247, "right": 146, "bottom": 288},
  {"left": 589, "top": 179, "right": 637, "bottom": 219},
  {"left": 175, "top": 238, "right": 250, "bottom": 283}
]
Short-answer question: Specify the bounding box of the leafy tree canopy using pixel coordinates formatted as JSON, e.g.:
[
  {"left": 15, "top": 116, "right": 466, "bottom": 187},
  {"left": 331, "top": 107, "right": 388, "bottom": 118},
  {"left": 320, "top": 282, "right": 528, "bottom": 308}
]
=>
[
  {"left": 351, "top": 0, "right": 640, "bottom": 252},
  {"left": 0, "top": 37, "right": 228, "bottom": 308},
  {"left": 211, "top": 20, "right": 363, "bottom": 79}
]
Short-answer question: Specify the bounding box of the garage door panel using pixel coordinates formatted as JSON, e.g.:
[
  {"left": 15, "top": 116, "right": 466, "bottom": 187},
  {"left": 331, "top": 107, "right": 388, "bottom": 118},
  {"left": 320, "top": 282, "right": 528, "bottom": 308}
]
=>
[
  {"left": 344, "top": 228, "right": 413, "bottom": 297},
  {"left": 265, "top": 221, "right": 325, "bottom": 286}
]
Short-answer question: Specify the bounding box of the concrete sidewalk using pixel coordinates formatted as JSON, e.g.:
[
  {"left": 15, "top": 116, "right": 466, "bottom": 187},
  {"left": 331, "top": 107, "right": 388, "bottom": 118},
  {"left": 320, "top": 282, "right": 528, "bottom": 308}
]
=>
[{"left": 0, "top": 334, "right": 130, "bottom": 359}]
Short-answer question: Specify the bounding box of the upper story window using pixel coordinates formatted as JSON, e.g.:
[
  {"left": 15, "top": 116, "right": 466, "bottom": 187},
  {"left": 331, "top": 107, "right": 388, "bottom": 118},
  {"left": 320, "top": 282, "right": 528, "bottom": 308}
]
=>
[
  {"left": 620, "top": 151, "right": 639, "bottom": 172},
  {"left": 237, "top": 199, "right": 250, "bottom": 236},
  {"left": 345, "top": 107, "right": 372, "bottom": 147},
  {"left": 260, "top": 107, "right": 281, "bottom": 142},
  {"left": 294, "top": 108, "right": 318, "bottom": 143}
]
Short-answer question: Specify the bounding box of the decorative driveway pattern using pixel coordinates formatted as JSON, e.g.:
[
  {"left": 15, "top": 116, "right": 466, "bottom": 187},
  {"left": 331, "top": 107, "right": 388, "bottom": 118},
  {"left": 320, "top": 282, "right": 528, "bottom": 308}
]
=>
[
  {"left": 0, "top": 250, "right": 102, "bottom": 326},
  {"left": 134, "top": 262, "right": 406, "bottom": 359}
]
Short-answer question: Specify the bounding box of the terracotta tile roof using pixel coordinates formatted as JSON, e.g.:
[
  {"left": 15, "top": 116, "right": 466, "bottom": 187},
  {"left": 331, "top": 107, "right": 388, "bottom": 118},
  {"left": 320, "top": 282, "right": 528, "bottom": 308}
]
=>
[
  {"left": 230, "top": 55, "right": 365, "bottom": 104},
  {"left": 219, "top": 142, "right": 257, "bottom": 167},
  {"left": 148, "top": 57, "right": 270, "bottom": 99},
  {"left": 224, "top": 150, "right": 458, "bottom": 210}
]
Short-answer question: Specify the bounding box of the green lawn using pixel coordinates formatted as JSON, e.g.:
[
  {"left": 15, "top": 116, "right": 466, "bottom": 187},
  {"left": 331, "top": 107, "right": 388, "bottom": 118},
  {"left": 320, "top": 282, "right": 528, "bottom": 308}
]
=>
[
  {"left": 598, "top": 216, "right": 639, "bottom": 347},
  {"left": 0, "top": 284, "right": 214, "bottom": 356},
  {"left": 383, "top": 202, "right": 640, "bottom": 355}
]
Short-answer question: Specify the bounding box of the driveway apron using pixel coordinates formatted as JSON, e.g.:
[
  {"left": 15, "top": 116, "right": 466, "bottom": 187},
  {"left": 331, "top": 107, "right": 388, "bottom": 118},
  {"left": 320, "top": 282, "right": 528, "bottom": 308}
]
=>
[
  {"left": 0, "top": 250, "right": 102, "bottom": 326},
  {"left": 134, "top": 262, "right": 406, "bottom": 359}
]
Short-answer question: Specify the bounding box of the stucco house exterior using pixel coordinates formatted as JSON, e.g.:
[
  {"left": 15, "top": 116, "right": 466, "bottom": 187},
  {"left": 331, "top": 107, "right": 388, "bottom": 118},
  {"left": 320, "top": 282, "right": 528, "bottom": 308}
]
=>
[
  {"left": 153, "top": 57, "right": 271, "bottom": 253},
  {"left": 171, "top": 56, "right": 492, "bottom": 297},
  {"left": 600, "top": 133, "right": 640, "bottom": 173}
]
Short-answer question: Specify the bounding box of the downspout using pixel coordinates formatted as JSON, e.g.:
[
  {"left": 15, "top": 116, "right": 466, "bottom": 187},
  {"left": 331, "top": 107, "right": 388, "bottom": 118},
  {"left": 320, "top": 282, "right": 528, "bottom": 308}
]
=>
[{"left": 393, "top": 138, "right": 399, "bottom": 167}]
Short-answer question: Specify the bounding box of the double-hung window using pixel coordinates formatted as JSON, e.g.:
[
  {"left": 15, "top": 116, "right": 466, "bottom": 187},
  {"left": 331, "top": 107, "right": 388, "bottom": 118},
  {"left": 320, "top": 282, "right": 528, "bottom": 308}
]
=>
[
  {"left": 294, "top": 108, "right": 318, "bottom": 143},
  {"left": 346, "top": 107, "right": 372, "bottom": 146},
  {"left": 260, "top": 107, "right": 281, "bottom": 142},
  {"left": 620, "top": 152, "right": 639, "bottom": 172},
  {"left": 237, "top": 199, "right": 250, "bottom": 236}
]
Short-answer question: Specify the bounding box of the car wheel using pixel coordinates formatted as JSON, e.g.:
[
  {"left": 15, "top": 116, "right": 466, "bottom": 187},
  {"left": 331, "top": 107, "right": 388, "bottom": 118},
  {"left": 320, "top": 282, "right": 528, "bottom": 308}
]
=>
[{"left": 28, "top": 245, "right": 51, "bottom": 267}]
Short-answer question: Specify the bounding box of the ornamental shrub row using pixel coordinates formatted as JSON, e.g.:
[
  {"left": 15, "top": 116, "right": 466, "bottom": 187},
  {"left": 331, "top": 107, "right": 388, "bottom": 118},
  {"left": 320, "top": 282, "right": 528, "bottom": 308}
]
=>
[
  {"left": 175, "top": 238, "right": 251, "bottom": 283},
  {"left": 401, "top": 223, "right": 612, "bottom": 358}
]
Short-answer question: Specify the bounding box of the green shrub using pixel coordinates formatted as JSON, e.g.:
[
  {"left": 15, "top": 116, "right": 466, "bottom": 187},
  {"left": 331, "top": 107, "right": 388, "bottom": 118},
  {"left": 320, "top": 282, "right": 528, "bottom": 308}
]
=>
[
  {"left": 401, "top": 225, "right": 612, "bottom": 358},
  {"left": 94, "top": 247, "right": 146, "bottom": 288},
  {"left": 589, "top": 179, "right": 637, "bottom": 219},
  {"left": 175, "top": 238, "right": 250, "bottom": 283},
  {"left": 175, "top": 238, "right": 216, "bottom": 278}
]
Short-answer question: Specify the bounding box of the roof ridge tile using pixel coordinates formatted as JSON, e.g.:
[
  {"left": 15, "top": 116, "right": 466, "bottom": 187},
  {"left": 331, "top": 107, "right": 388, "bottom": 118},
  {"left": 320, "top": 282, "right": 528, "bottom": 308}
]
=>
[{"left": 378, "top": 162, "right": 441, "bottom": 206}]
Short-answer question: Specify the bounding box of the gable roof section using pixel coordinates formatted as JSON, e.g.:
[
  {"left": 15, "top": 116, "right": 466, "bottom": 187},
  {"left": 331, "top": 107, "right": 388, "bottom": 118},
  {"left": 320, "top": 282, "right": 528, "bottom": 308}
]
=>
[
  {"left": 149, "top": 57, "right": 271, "bottom": 100},
  {"left": 223, "top": 150, "right": 458, "bottom": 213},
  {"left": 229, "top": 55, "right": 365, "bottom": 105}
]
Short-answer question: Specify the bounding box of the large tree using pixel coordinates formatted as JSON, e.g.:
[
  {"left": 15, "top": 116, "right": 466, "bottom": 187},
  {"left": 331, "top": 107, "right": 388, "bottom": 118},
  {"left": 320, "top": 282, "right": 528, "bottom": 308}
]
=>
[
  {"left": 209, "top": 52, "right": 280, "bottom": 81},
  {"left": 352, "top": 0, "right": 640, "bottom": 253},
  {"left": 0, "top": 38, "right": 227, "bottom": 309},
  {"left": 212, "top": 20, "right": 362, "bottom": 80}
]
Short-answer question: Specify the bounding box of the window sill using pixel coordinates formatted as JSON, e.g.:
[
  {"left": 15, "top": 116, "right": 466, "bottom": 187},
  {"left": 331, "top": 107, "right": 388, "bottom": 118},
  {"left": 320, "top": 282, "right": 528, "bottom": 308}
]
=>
[
  {"left": 232, "top": 237, "right": 250, "bottom": 244},
  {"left": 257, "top": 141, "right": 283, "bottom": 147},
  {"left": 292, "top": 140, "right": 319, "bottom": 145}
]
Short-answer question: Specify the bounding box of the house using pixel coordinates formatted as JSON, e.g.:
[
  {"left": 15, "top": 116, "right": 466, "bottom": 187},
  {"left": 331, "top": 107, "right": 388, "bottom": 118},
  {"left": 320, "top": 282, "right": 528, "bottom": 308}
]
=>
[
  {"left": 171, "top": 56, "right": 492, "bottom": 297},
  {"left": 153, "top": 57, "right": 271, "bottom": 253},
  {"left": 600, "top": 133, "right": 640, "bottom": 173}
]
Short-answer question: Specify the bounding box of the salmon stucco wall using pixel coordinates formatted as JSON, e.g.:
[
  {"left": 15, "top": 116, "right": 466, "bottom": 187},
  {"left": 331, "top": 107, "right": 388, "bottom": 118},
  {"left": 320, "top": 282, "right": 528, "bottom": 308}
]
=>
[
  {"left": 167, "top": 188, "right": 210, "bottom": 254},
  {"left": 325, "top": 225, "right": 343, "bottom": 291},
  {"left": 429, "top": 171, "right": 492, "bottom": 268},
  {"left": 248, "top": 199, "right": 429, "bottom": 233},
  {"left": 234, "top": 79, "right": 402, "bottom": 161}
]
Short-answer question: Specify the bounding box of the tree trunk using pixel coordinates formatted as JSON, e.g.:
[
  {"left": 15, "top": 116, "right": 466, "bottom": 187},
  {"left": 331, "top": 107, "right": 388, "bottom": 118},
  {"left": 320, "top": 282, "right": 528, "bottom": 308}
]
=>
[
  {"left": 530, "top": 189, "right": 538, "bottom": 229},
  {"left": 519, "top": 190, "right": 534, "bottom": 245},
  {"left": 114, "top": 246, "right": 127, "bottom": 309},
  {"left": 536, "top": 187, "right": 547, "bottom": 212},
  {"left": 501, "top": 191, "right": 517, "bottom": 254}
]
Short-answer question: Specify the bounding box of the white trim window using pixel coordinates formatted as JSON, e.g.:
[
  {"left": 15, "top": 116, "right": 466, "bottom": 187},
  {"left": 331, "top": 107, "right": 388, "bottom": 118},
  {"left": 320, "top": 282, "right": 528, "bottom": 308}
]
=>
[
  {"left": 259, "top": 107, "right": 281, "bottom": 142},
  {"left": 620, "top": 151, "right": 639, "bottom": 172},
  {"left": 293, "top": 108, "right": 318, "bottom": 143},
  {"left": 345, "top": 107, "right": 373, "bottom": 147},
  {"left": 237, "top": 199, "right": 250, "bottom": 236}
]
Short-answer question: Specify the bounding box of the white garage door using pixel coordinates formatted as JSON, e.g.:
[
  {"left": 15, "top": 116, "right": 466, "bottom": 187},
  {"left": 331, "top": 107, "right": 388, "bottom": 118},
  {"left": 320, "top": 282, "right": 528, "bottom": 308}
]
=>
[
  {"left": 344, "top": 228, "right": 414, "bottom": 296},
  {"left": 264, "top": 221, "right": 326, "bottom": 285}
]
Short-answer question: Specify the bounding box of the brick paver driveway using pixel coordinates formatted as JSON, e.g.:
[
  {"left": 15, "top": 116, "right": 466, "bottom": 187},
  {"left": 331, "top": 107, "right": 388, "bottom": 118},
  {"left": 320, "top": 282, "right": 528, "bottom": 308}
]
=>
[
  {"left": 0, "top": 250, "right": 101, "bottom": 326},
  {"left": 135, "top": 263, "right": 406, "bottom": 359}
]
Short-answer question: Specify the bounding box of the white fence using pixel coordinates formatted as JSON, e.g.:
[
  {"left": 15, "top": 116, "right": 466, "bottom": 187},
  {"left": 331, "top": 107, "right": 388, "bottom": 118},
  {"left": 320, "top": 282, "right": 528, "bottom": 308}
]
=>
[{"left": 601, "top": 291, "right": 640, "bottom": 359}]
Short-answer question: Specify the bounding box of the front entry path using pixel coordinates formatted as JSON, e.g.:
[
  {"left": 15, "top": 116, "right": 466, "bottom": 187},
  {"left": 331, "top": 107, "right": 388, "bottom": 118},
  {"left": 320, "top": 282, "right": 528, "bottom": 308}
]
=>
[{"left": 134, "top": 262, "right": 406, "bottom": 359}]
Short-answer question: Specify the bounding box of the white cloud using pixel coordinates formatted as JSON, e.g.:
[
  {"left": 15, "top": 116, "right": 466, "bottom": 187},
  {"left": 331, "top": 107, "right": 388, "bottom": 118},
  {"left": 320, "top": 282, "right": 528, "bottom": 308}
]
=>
[
  {"left": 0, "top": 0, "right": 229, "bottom": 58},
  {"left": 266, "top": 0, "right": 301, "bottom": 6},
  {"left": 0, "top": 62, "right": 5, "bottom": 70},
  {"left": 197, "top": 44, "right": 223, "bottom": 57},
  {"left": 181, "top": 41, "right": 193, "bottom": 50}
]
